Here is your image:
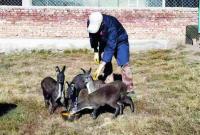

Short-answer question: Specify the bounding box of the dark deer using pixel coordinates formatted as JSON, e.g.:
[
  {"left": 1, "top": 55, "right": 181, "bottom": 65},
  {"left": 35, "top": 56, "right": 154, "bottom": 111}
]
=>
[
  {"left": 71, "top": 69, "right": 134, "bottom": 119},
  {"left": 66, "top": 68, "right": 104, "bottom": 111},
  {"left": 41, "top": 66, "right": 66, "bottom": 114}
]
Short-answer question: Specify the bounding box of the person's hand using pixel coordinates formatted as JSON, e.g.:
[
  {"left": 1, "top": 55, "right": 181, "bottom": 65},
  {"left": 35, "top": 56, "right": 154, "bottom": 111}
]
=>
[
  {"left": 94, "top": 52, "right": 100, "bottom": 65},
  {"left": 93, "top": 61, "right": 106, "bottom": 80}
]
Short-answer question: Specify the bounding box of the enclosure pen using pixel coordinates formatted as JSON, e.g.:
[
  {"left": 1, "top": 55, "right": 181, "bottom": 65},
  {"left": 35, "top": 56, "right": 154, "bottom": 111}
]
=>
[
  {"left": 199, "top": 0, "right": 200, "bottom": 33},
  {"left": 0, "top": 0, "right": 199, "bottom": 135}
]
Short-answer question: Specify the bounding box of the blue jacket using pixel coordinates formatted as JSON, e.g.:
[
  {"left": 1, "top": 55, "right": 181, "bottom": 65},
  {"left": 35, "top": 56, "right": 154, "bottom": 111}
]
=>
[{"left": 88, "top": 14, "right": 128, "bottom": 63}]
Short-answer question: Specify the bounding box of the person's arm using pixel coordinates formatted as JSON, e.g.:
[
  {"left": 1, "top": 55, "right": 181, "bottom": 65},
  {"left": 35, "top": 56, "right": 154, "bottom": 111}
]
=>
[
  {"left": 102, "top": 27, "right": 117, "bottom": 63},
  {"left": 89, "top": 33, "right": 98, "bottom": 53},
  {"left": 87, "top": 20, "right": 98, "bottom": 52},
  {"left": 93, "top": 61, "right": 106, "bottom": 80},
  {"left": 93, "top": 28, "right": 117, "bottom": 80}
]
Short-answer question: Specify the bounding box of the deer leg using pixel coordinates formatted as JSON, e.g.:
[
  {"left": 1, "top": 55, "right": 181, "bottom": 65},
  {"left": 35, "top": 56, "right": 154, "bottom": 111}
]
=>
[
  {"left": 48, "top": 101, "right": 53, "bottom": 114},
  {"left": 114, "top": 105, "right": 120, "bottom": 118},
  {"left": 44, "top": 99, "right": 50, "bottom": 108},
  {"left": 110, "top": 102, "right": 120, "bottom": 119},
  {"left": 66, "top": 99, "right": 72, "bottom": 111},
  {"left": 117, "top": 101, "right": 124, "bottom": 115},
  {"left": 49, "top": 99, "right": 58, "bottom": 114},
  {"left": 91, "top": 106, "right": 99, "bottom": 119},
  {"left": 64, "top": 98, "right": 70, "bottom": 110},
  {"left": 51, "top": 103, "right": 58, "bottom": 114},
  {"left": 43, "top": 93, "right": 50, "bottom": 108},
  {"left": 122, "top": 96, "right": 134, "bottom": 112}
]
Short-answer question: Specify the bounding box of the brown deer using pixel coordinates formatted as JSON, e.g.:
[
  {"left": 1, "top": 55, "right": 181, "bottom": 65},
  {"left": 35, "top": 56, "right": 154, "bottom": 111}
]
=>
[
  {"left": 71, "top": 69, "right": 134, "bottom": 119},
  {"left": 41, "top": 66, "right": 66, "bottom": 114}
]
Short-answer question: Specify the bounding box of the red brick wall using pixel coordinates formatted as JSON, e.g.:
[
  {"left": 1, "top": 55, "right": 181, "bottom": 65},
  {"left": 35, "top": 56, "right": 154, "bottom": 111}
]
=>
[{"left": 0, "top": 7, "right": 198, "bottom": 43}]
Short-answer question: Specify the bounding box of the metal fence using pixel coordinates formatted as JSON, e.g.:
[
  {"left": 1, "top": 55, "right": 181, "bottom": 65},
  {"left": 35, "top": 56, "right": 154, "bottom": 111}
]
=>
[
  {"left": 32, "top": 0, "right": 198, "bottom": 7},
  {"left": 0, "top": 0, "right": 199, "bottom": 7},
  {"left": 0, "top": 0, "right": 22, "bottom": 6}
]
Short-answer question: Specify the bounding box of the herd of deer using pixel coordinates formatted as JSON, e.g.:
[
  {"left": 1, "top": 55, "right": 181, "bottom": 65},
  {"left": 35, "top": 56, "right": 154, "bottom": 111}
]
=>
[{"left": 41, "top": 66, "right": 134, "bottom": 120}]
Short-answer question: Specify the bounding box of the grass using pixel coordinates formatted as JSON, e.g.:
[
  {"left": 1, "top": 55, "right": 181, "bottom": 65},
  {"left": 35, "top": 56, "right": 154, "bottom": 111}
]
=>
[{"left": 0, "top": 47, "right": 200, "bottom": 135}]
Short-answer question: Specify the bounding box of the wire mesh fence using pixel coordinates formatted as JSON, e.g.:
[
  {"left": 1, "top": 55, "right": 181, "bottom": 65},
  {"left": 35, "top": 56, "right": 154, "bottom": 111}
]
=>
[
  {"left": 32, "top": 0, "right": 198, "bottom": 7},
  {"left": 0, "top": 0, "right": 198, "bottom": 7},
  {"left": 0, "top": 0, "right": 22, "bottom": 6}
]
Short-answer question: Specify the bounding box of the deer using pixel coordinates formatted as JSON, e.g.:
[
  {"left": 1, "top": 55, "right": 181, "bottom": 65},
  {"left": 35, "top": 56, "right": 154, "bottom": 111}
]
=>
[
  {"left": 41, "top": 66, "right": 66, "bottom": 114},
  {"left": 66, "top": 68, "right": 104, "bottom": 111},
  {"left": 71, "top": 68, "right": 134, "bottom": 119}
]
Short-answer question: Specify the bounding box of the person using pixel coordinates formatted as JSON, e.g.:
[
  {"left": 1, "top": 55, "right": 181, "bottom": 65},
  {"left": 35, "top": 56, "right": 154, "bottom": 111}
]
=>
[{"left": 87, "top": 12, "right": 134, "bottom": 94}]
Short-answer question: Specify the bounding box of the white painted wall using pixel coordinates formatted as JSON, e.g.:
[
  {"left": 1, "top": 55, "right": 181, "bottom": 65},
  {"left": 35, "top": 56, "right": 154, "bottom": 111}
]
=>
[{"left": 0, "top": 38, "right": 170, "bottom": 54}]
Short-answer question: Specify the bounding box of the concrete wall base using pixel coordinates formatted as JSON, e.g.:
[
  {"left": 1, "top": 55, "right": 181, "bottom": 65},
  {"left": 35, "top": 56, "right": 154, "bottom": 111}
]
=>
[{"left": 0, "top": 38, "right": 171, "bottom": 54}]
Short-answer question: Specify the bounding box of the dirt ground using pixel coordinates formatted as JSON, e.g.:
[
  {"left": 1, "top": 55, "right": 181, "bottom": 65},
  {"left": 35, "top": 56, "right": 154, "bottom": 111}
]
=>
[{"left": 0, "top": 45, "right": 200, "bottom": 135}]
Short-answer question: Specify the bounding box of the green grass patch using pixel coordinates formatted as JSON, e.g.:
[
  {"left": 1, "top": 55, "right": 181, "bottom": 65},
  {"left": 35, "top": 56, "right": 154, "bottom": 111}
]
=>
[
  {"left": 0, "top": 99, "right": 44, "bottom": 134},
  {"left": 193, "top": 52, "right": 200, "bottom": 56},
  {"left": 0, "top": 46, "right": 200, "bottom": 134}
]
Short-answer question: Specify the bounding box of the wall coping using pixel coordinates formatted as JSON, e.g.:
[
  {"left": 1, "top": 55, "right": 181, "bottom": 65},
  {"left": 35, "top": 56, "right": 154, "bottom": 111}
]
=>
[{"left": 0, "top": 6, "right": 197, "bottom": 11}]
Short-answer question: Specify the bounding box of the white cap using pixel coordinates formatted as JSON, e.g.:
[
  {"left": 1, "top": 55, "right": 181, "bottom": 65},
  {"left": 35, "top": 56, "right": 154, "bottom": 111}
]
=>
[{"left": 87, "top": 12, "right": 103, "bottom": 33}]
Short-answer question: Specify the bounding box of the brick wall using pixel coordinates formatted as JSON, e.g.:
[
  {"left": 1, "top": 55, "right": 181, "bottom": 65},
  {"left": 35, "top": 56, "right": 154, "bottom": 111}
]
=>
[{"left": 0, "top": 7, "right": 198, "bottom": 43}]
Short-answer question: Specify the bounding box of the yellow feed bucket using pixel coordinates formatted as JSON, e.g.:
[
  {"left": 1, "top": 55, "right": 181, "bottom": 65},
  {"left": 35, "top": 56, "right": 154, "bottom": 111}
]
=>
[{"left": 61, "top": 111, "right": 80, "bottom": 121}]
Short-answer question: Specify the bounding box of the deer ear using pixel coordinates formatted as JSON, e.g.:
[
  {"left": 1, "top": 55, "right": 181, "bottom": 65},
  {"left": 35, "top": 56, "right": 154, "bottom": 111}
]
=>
[
  {"left": 88, "top": 68, "right": 92, "bottom": 74},
  {"left": 66, "top": 81, "right": 70, "bottom": 86},
  {"left": 55, "top": 66, "right": 60, "bottom": 72},
  {"left": 62, "top": 66, "right": 66, "bottom": 72},
  {"left": 81, "top": 68, "right": 86, "bottom": 73}
]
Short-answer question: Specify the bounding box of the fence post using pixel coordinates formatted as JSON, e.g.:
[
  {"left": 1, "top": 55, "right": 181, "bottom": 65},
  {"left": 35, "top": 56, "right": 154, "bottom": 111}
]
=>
[
  {"left": 22, "top": 0, "right": 32, "bottom": 7},
  {"left": 117, "top": 0, "right": 119, "bottom": 7},
  {"left": 198, "top": 0, "right": 200, "bottom": 33},
  {"left": 98, "top": 0, "right": 100, "bottom": 7},
  {"left": 137, "top": 0, "right": 139, "bottom": 7},
  {"left": 162, "top": 0, "right": 165, "bottom": 8}
]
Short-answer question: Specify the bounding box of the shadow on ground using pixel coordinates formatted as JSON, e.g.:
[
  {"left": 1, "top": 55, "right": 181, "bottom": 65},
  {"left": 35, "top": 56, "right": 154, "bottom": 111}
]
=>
[{"left": 0, "top": 103, "right": 17, "bottom": 117}]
